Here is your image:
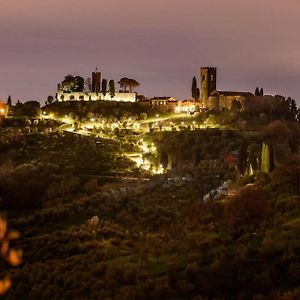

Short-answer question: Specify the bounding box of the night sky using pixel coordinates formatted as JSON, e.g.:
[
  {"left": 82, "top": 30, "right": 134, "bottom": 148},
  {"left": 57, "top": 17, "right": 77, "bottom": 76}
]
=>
[{"left": 1, "top": 0, "right": 299, "bottom": 103}]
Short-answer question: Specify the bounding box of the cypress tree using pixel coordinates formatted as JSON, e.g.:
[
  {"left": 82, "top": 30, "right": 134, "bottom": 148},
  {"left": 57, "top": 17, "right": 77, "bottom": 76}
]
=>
[
  {"left": 7, "top": 95, "right": 12, "bottom": 107},
  {"left": 261, "top": 143, "right": 270, "bottom": 173},
  {"left": 238, "top": 140, "right": 248, "bottom": 176},
  {"left": 260, "top": 88, "right": 264, "bottom": 96},
  {"left": 160, "top": 150, "right": 169, "bottom": 170},
  {"left": 192, "top": 77, "right": 198, "bottom": 100},
  {"left": 196, "top": 88, "right": 200, "bottom": 100},
  {"left": 109, "top": 80, "right": 115, "bottom": 99},
  {"left": 102, "top": 79, "right": 107, "bottom": 97}
]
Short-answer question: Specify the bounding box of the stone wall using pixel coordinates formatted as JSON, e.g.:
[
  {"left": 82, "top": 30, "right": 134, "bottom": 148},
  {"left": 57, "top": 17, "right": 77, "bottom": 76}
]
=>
[
  {"left": 207, "top": 95, "right": 247, "bottom": 111},
  {"left": 56, "top": 92, "right": 136, "bottom": 103}
]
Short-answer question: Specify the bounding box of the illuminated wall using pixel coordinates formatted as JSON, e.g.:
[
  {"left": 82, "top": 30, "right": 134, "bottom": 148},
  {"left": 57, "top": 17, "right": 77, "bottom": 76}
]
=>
[{"left": 57, "top": 92, "right": 136, "bottom": 103}]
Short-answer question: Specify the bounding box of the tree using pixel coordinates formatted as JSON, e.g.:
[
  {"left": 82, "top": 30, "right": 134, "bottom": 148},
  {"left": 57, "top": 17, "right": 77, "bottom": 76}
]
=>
[
  {"left": 272, "top": 155, "right": 300, "bottom": 195},
  {"left": 109, "top": 80, "right": 115, "bottom": 100},
  {"left": 62, "top": 75, "right": 75, "bottom": 92},
  {"left": 195, "top": 88, "right": 200, "bottom": 100},
  {"left": 192, "top": 77, "right": 199, "bottom": 100},
  {"left": 73, "top": 76, "right": 85, "bottom": 92},
  {"left": 118, "top": 77, "right": 129, "bottom": 92},
  {"left": 225, "top": 185, "right": 267, "bottom": 235},
  {"left": 61, "top": 75, "right": 84, "bottom": 92},
  {"left": 231, "top": 100, "right": 242, "bottom": 112},
  {"left": 118, "top": 78, "right": 140, "bottom": 92},
  {"left": 7, "top": 95, "right": 12, "bottom": 107},
  {"left": 160, "top": 150, "right": 169, "bottom": 170},
  {"left": 127, "top": 79, "right": 140, "bottom": 92},
  {"left": 255, "top": 87, "right": 260, "bottom": 96},
  {"left": 260, "top": 88, "right": 264, "bottom": 96},
  {"left": 261, "top": 143, "right": 270, "bottom": 173},
  {"left": 0, "top": 217, "right": 22, "bottom": 295},
  {"left": 265, "top": 120, "right": 291, "bottom": 141},
  {"left": 102, "top": 79, "right": 107, "bottom": 97},
  {"left": 85, "top": 77, "right": 92, "bottom": 92},
  {"left": 237, "top": 140, "right": 248, "bottom": 176}
]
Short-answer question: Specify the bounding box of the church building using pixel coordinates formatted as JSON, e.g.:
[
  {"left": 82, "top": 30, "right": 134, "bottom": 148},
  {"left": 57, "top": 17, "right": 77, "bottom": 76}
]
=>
[{"left": 200, "top": 67, "right": 258, "bottom": 111}]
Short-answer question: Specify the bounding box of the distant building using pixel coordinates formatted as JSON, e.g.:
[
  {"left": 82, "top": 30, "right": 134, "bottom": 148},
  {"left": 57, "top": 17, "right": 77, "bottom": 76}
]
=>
[
  {"left": 176, "top": 100, "right": 197, "bottom": 113},
  {"left": 143, "top": 97, "right": 178, "bottom": 112},
  {"left": 56, "top": 68, "right": 136, "bottom": 103},
  {"left": 200, "top": 67, "right": 273, "bottom": 111}
]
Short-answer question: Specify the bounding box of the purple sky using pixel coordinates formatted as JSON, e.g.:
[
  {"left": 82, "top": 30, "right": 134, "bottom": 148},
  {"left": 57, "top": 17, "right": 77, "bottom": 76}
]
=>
[{"left": 1, "top": 0, "right": 300, "bottom": 103}]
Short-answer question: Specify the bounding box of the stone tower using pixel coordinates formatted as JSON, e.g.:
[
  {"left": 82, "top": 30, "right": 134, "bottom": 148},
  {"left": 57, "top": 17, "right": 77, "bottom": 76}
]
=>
[
  {"left": 200, "top": 67, "right": 217, "bottom": 108},
  {"left": 92, "top": 68, "right": 101, "bottom": 93}
]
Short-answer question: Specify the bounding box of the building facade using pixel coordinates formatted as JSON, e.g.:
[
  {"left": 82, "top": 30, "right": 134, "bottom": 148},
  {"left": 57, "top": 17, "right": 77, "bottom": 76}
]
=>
[
  {"left": 56, "top": 91, "right": 136, "bottom": 102},
  {"left": 56, "top": 68, "right": 136, "bottom": 103},
  {"left": 200, "top": 67, "right": 254, "bottom": 111}
]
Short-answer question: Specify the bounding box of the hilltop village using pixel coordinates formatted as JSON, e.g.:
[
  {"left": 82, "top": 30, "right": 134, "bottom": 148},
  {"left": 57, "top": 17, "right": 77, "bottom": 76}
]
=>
[
  {"left": 53, "top": 67, "right": 280, "bottom": 114},
  {"left": 0, "top": 67, "right": 300, "bottom": 299}
]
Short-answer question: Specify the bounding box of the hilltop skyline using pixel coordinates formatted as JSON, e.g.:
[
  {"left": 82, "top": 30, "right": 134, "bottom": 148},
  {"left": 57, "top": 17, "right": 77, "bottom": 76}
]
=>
[{"left": 1, "top": 0, "right": 300, "bottom": 103}]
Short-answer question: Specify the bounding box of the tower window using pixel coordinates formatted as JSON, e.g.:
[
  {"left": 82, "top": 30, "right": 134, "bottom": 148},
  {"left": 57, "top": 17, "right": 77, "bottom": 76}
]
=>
[
  {"left": 211, "top": 75, "right": 214, "bottom": 81},
  {"left": 202, "top": 75, "right": 205, "bottom": 81}
]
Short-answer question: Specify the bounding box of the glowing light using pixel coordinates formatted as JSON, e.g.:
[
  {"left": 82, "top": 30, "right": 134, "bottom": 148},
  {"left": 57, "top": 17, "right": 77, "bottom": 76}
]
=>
[
  {"left": 90, "top": 118, "right": 95, "bottom": 122},
  {"left": 156, "top": 114, "right": 159, "bottom": 117},
  {"left": 0, "top": 108, "right": 5, "bottom": 115},
  {"left": 175, "top": 106, "right": 181, "bottom": 113},
  {"left": 43, "top": 111, "right": 47, "bottom": 115}
]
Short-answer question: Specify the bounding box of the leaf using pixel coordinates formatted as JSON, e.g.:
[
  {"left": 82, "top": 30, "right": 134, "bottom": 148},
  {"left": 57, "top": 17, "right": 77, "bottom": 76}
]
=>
[
  {"left": 1, "top": 240, "right": 9, "bottom": 256},
  {"left": 7, "top": 230, "right": 20, "bottom": 240},
  {"left": 7, "top": 249, "right": 22, "bottom": 266},
  {"left": 0, "top": 277, "right": 11, "bottom": 294},
  {"left": 0, "top": 218, "right": 7, "bottom": 240}
]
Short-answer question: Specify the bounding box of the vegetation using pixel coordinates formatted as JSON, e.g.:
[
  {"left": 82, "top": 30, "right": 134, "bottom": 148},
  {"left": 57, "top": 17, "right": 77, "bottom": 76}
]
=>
[
  {"left": 102, "top": 79, "right": 108, "bottom": 97},
  {"left": 60, "top": 75, "right": 85, "bottom": 93},
  {"left": 109, "top": 80, "right": 116, "bottom": 100},
  {"left": 118, "top": 78, "right": 140, "bottom": 92},
  {"left": 191, "top": 77, "right": 200, "bottom": 100},
  {"left": 0, "top": 97, "right": 300, "bottom": 299}
]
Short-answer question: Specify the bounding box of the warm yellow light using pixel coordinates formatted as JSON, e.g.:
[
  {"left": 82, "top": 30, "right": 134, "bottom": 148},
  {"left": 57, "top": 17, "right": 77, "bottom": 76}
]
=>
[
  {"left": 174, "top": 107, "right": 181, "bottom": 113},
  {"left": 0, "top": 108, "right": 5, "bottom": 114}
]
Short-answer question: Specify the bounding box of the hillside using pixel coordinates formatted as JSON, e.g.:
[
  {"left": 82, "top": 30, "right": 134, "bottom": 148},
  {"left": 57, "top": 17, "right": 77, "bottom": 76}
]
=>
[{"left": 0, "top": 104, "right": 300, "bottom": 299}]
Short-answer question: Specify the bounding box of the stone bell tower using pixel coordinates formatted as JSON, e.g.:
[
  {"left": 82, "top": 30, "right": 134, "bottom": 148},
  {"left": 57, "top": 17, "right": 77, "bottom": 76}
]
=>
[
  {"left": 92, "top": 67, "right": 101, "bottom": 93},
  {"left": 200, "top": 67, "right": 217, "bottom": 108}
]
